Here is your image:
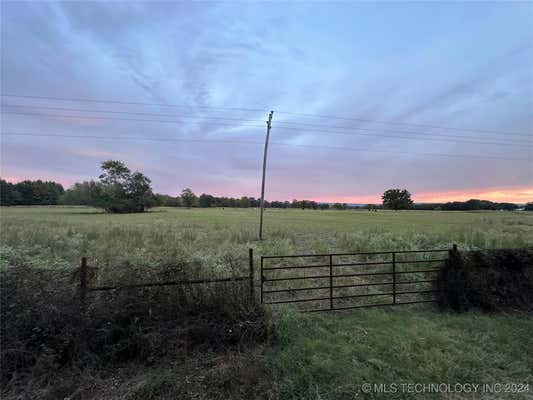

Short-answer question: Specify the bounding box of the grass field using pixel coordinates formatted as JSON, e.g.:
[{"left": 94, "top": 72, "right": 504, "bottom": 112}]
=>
[
  {"left": 2, "top": 206, "right": 532, "bottom": 272},
  {"left": 273, "top": 308, "right": 533, "bottom": 400},
  {"left": 1, "top": 206, "right": 532, "bottom": 399}
]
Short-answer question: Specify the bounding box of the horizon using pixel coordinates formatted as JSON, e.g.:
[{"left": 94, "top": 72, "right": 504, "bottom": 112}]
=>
[
  {"left": 2, "top": 175, "right": 531, "bottom": 205},
  {"left": 1, "top": 2, "right": 532, "bottom": 203}
]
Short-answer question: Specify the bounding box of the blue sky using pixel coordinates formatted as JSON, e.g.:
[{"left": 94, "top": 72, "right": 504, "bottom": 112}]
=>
[{"left": 1, "top": 1, "right": 532, "bottom": 202}]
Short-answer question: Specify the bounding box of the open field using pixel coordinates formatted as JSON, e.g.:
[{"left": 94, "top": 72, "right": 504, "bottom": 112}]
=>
[
  {"left": 2, "top": 206, "right": 533, "bottom": 272},
  {"left": 1, "top": 206, "right": 533, "bottom": 399}
]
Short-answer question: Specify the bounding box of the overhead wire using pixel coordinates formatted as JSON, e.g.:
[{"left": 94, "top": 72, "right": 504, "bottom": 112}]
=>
[
  {"left": 3, "top": 93, "right": 529, "bottom": 137},
  {"left": 2, "top": 108, "right": 531, "bottom": 147},
  {"left": 2, "top": 132, "right": 529, "bottom": 161}
]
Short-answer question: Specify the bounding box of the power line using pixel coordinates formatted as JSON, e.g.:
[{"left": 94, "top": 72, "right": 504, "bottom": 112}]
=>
[
  {"left": 1, "top": 110, "right": 266, "bottom": 130},
  {"left": 4, "top": 103, "right": 530, "bottom": 145},
  {"left": 1, "top": 132, "right": 263, "bottom": 146},
  {"left": 1, "top": 93, "right": 267, "bottom": 113},
  {"left": 274, "top": 121, "right": 532, "bottom": 144},
  {"left": 2, "top": 132, "right": 529, "bottom": 161},
  {"left": 3, "top": 93, "right": 528, "bottom": 138},
  {"left": 275, "top": 110, "right": 531, "bottom": 138},
  {"left": 1, "top": 104, "right": 267, "bottom": 124},
  {"left": 270, "top": 142, "right": 530, "bottom": 161},
  {"left": 273, "top": 125, "right": 532, "bottom": 148},
  {"left": 3, "top": 109, "right": 531, "bottom": 148}
]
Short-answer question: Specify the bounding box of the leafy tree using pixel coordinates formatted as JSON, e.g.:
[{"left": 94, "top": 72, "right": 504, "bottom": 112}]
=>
[
  {"left": 61, "top": 181, "right": 100, "bottom": 205},
  {"left": 198, "top": 193, "right": 215, "bottom": 208},
  {"left": 98, "top": 160, "right": 131, "bottom": 185},
  {"left": 0, "top": 179, "right": 64, "bottom": 205},
  {"left": 61, "top": 160, "right": 153, "bottom": 213},
  {"left": 441, "top": 199, "right": 518, "bottom": 211},
  {"left": 153, "top": 194, "right": 181, "bottom": 207},
  {"left": 382, "top": 189, "right": 413, "bottom": 210},
  {"left": 239, "top": 196, "right": 251, "bottom": 208},
  {"left": 525, "top": 202, "right": 533, "bottom": 211},
  {"left": 332, "top": 203, "right": 347, "bottom": 210},
  {"left": 0, "top": 179, "right": 15, "bottom": 205},
  {"left": 181, "top": 188, "right": 197, "bottom": 208},
  {"left": 125, "top": 172, "right": 154, "bottom": 212}
]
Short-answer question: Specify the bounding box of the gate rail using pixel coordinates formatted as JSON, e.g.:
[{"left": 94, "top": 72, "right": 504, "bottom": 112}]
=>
[{"left": 260, "top": 245, "right": 457, "bottom": 312}]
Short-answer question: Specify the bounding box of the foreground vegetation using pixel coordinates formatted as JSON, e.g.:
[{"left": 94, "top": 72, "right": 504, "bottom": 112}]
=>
[
  {"left": 272, "top": 308, "right": 533, "bottom": 400},
  {"left": 1, "top": 207, "right": 532, "bottom": 399}
]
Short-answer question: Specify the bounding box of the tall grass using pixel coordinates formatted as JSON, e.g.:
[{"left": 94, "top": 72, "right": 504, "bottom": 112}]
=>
[
  {"left": 1, "top": 207, "right": 532, "bottom": 398},
  {"left": 2, "top": 207, "right": 532, "bottom": 274},
  {"left": 271, "top": 308, "right": 533, "bottom": 400}
]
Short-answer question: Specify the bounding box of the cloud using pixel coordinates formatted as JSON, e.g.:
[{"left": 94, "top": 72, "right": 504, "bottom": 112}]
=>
[{"left": 1, "top": 2, "right": 532, "bottom": 201}]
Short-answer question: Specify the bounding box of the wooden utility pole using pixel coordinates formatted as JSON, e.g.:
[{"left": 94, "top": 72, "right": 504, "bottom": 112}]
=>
[{"left": 259, "top": 111, "right": 274, "bottom": 240}]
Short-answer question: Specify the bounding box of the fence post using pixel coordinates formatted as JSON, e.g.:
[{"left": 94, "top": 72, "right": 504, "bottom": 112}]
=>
[
  {"left": 260, "top": 256, "right": 264, "bottom": 304},
  {"left": 329, "top": 255, "right": 333, "bottom": 310},
  {"left": 248, "top": 248, "right": 255, "bottom": 301},
  {"left": 79, "top": 257, "right": 88, "bottom": 314},
  {"left": 392, "top": 252, "right": 396, "bottom": 305},
  {"left": 448, "top": 243, "right": 459, "bottom": 264},
  {"left": 448, "top": 243, "right": 460, "bottom": 266}
]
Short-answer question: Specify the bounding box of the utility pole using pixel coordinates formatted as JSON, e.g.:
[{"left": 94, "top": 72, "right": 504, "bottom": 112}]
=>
[{"left": 259, "top": 110, "right": 274, "bottom": 240}]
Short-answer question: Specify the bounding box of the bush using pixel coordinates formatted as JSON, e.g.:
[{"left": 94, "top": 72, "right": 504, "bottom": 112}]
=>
[
  {"left": 0, "top": 263, "right": 266, "bottom": 392},
  {"left": 437, "top": 248, "right": 533, "bottom": 312}
]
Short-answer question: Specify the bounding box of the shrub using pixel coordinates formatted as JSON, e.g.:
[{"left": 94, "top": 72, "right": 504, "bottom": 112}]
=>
[
  {"left": 437, "top": 248, "right": 533, "bottom": 312},
  {"left": 0, "top": 263, "right": 266, "bottom": 391}
]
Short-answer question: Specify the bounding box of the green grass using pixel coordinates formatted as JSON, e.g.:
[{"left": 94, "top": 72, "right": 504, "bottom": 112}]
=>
[
  {"left": 1, "top": 206, "right": 532, "bottom": 273},
  {"left": 271, "top": 308, "right": 533, "bottom": 400},
  {"left": 2, "top": 206, "right": 532, "bottom": 399}
]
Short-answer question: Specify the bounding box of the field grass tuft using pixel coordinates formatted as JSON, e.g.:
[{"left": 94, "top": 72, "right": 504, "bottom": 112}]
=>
[{"left": 271, "top": 308, "right": 533, "bottom": 399}]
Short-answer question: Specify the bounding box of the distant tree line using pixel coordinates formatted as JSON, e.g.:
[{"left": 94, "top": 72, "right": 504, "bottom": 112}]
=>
[
  {"left": 2, "top": 172, "right": 531, "bottom": 212},
  {"left": 0, "top": 179, "right": 64, "bottom": 205},
  {"left": 440, "top": 199, "right": 519, "bottom": 211},
  {"left": 153, "top": 188, "right": 346, "bottom": 209},
  {"left": 411, "top": 199, "right": 521, "bottom": 211}
]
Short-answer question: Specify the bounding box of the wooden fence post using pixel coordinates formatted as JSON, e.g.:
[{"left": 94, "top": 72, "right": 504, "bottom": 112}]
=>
[
  {"left": 449, "top": 243, "right": 459, "bottom": 265},
  {"left": 79, "top": 257, "right": 88, "bottom": 314},
  {"left": 248, "top": 248, "right": 255, "bottom": 301}
]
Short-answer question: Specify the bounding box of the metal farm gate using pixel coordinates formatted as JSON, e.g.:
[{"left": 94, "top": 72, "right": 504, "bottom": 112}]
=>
[{"left": 260, "top": 247, "right": 455, "bottom": 312}]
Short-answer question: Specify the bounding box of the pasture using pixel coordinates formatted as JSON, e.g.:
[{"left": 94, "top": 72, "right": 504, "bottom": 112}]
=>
[
  {"left": 1, "top": 206, "right": 532, "bottom": 272},
  {"left": 1, "top": 206, "right": 533, "bottom": 399}
]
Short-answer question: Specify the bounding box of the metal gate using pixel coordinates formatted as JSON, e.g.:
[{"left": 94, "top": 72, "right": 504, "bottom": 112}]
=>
[{"left": 260, "top": 247, "right": 455, "bottom": 312}]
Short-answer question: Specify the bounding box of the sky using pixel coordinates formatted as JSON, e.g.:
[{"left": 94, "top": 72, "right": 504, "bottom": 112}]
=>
[{"left": 1, "top": 1, "right": 532, "bottom": 203}]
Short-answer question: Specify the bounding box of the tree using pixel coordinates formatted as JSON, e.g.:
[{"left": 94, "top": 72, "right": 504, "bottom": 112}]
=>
[
  {"left": 181, "top": 188, "right": 197, "bottom": 208},
  {"left": 525, "top": 202, "right": 533, "bottom": 211},
  {"left": 332, "top": 202, "right": 347, "bottom": 210},
  {"left": 0, "top": 179, "right": 15, "bottom": 205},
  {"left": 61, "top": 181, "right": 100, "bottom": 205},
  {"left": 62, "top": 160, "right": 153, "bottom": 213},
  {"left": 125, "top": 172, "right": 154, "bottom": 212},
  {"left": 382, "top": 189, "right": 413, "bottom": 210},
  {"left": 0, "top": 179, "right": 64, "bottom": 205},
  {"left": 98, "top": 160, "right": 131, "bottom": 185},
  {"left": 198, "top": 193, "right": 215, "bottom": 208}
]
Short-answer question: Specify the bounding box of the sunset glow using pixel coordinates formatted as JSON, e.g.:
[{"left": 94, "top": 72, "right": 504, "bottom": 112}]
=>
[{"left": 1, "top": 2, "right": 532, "bottom": 204}]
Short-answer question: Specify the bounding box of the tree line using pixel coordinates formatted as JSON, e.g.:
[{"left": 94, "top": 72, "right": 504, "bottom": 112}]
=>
[
  {"left": 163, "top": 188, "right": 349, "bottom": 209},
  {"left": 1, "top": 160, "right": 531, "bottom": 212},
  {"left": 1, "top": 179, "right": 65, "bottom": 205}
]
